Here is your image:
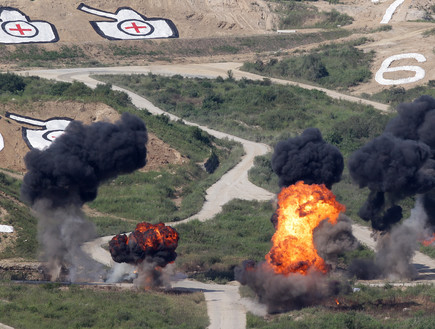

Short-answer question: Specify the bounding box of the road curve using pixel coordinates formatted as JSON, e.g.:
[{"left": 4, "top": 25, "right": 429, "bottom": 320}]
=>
[
  {"left": 20, "top": 66, "right": 268, "bottom": 329},
  {"left": 17, "top": 64, "right": 434, "bottom": 329},
  {"left": 20, "top": 66, "right": 275, "bottom": 223}
]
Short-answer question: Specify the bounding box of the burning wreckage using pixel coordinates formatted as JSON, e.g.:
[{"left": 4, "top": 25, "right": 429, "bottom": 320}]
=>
[
  {"left": 109, "top": 222, "right": 179, "bottom": 288},
  {"left": 235, "top": 96, "right": 435, "bottom": 313},
  {"left": 16, "top": 95, "right": 435, "bottom": 313}
]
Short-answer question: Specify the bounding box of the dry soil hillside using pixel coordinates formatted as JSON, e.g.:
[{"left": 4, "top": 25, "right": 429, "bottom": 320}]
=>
[
  {"left": 2, "top": 0, "right": 278, "bottom": 42},
  {"left": 0, "top": 101, "right": 186, "bottom": 173}
]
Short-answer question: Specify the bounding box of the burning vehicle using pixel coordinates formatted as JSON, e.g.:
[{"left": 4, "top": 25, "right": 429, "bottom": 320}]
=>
[
  {"left": 109, "top": 222, "right": 179, "bottom": 288},
  {"left": 236, "top": 96, "right": 435, "bottom": 313},
  {"left": 236, "top": 128, "right": 357, "bottom": 313}
]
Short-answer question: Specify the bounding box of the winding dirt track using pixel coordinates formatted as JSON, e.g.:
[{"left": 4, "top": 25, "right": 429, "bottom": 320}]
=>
[{"left": 19, "top": 63, "right": 435, "bottom": 329}]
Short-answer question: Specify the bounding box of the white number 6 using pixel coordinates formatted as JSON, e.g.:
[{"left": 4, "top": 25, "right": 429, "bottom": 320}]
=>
[{"left": 375, "top": 53, "right": 426, "bottom": 85}]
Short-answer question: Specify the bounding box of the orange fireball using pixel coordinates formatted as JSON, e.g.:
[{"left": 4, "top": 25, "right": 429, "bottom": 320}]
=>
[{"left": 266, "top": 181, "right": 345, "bottom": 275}]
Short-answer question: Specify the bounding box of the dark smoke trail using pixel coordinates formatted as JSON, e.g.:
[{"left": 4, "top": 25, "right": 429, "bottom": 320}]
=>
[
  {"left": 349, "top": 95, "right": 435, "bottom": 231},
  {"left": 22, "top": 112, "right": 148, "bottom": 281},
  {"left": 271, "top": 128, "right": 344, "bottom": 189},
  {"left": 348, "top": 133, "right": 435, "bottom": 231},
  {"left": 349, "top": 196, "right": 428, "bottom": 280},
  {"left": 348, "top": 95, "right": 435, "bottom": 280},
  {"left": 236, "top": 129, "right": 355, "bottom": 313}
]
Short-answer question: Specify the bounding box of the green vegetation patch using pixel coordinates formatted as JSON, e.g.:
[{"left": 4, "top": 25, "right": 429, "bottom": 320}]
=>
[
  {"left": 175, "top": 199, "right": 276, "bottom": 283},
  {"left": 0, "top": 173, "right": 37, "bottom": 260},
  {"left": 96, "top": 73, "right": 390, "bottom": 154},
  {"left": 274, "top": 1, "right": 353, "bottom": 29},
  {"left": 242, "top": 38, "right": 375, "bottom": 90},
  {"left": 246, "top": 284, "right": 435, "bottom": 329},
  {"left": 368, "top": 81, "right": 435, "bottom": 107},
  {"left": 0, "top": 282, "right": 208, "bottom": 329},
  {"left": 89, "top": 110, "right": 244, "bottom": 224},
  {"left": 0, "top": 45, "right": 88, "bottom": 67}
]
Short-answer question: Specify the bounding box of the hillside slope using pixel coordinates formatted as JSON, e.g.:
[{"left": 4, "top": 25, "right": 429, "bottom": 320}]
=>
[{"left": 2, "top": 0, "right": 278, "bottom": 42}]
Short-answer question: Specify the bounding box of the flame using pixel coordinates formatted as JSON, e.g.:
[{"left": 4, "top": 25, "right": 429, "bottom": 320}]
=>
[
  {"left": 109, "top": 222, "right": 179, "bottom": 265},
  {"left": 265, "top": 181, "right": 345, "bottom": 275},
  {"left": 422, "top": 233, "right": 435, "bottom": 247},
  {"left": 335, "top": 298, "right": 340, "bottom": 305},
  {"left": 130, "top": 222, "right": 179, "bottom": 255}
]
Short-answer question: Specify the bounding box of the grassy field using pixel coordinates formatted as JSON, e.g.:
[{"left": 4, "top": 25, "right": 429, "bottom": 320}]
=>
[
  {"left": 241, "top": 38, "right": 375, "bottom": 90},
  {"left": 0, "top": 282, "right": 208, "bottom": 329},
  {"left": 95, "top": 73, "right": 391, "bottom": 153},
  {"left": 175, "top": 199, "right": 276, "bottom": 283},
  {"left": 245, "top": 284, "right": 435, "bottom": 329}
]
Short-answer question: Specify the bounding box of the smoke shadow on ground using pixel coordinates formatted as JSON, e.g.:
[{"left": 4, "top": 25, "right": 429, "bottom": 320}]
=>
[{"left": 413, "top": 264, "right": 435, "bottom": 280}]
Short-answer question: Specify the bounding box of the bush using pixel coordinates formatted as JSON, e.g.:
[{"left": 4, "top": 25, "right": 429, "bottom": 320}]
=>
[
  {"left": 241, "top": 39, "right": 374, "bottom": 90},
  {"left": 0, "top": 73, "right": 26, "bottom": 94}
]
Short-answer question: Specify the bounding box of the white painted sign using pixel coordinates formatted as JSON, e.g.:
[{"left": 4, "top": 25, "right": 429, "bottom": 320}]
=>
[
  {"left": 6, "top": 113, "right": 72, "bottom": 150},
  {"left": 0, "top": 225, "right": 14, "bottom": 233},
  {"left": 77, "top": 3, "right": 178, "bottom": 40},
  {"left": 381, "top": 0, "right": 405, "bottom": 24},
  {"left": 0, "top": 7, "right": 58, "bottom": 43},
  {"left": 375, "top": 53, "right": 426, "bottom": 85}
]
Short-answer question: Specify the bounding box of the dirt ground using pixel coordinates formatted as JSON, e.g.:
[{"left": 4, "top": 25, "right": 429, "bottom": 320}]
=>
[
  {"left": 0, "top": 101, "right": 186, "bottom": 173},
  {"left": 1, "top": 0, "right": 433, "bottom": 95}
]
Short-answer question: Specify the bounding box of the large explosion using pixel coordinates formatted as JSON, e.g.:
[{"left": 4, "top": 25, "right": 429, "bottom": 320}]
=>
[
  {"left": 349, "top": 95, "right": 435, "bottom": 280},
  {"left": 266, "top": 181, "right": 345, "bottom": 276},
  {"left": 109, "top": 222, "right": 179, "bottom": 288},
  {"left": 236, "top": 129, "right": 356, "bottom": 313},
  {"left": 21, "top": 112, "right": 148, "bottom": 281}
]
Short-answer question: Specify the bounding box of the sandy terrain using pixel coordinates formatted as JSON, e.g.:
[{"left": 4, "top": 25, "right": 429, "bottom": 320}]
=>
[{"left": 0, "top": 101, "right": 186, "bottom": 173}]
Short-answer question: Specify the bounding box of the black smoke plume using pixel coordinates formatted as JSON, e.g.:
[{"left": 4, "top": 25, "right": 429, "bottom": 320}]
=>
[
  {"left": 271, "top": 128, "right": 344, "bottom": 189},
  {"left": 349, "top": 95, "right": 435, "bottom": 232},
  {"left": 109, "top": 222, "right": 179, "bottom": 288},
  {"left": 109, "top": 222, "right": 178, "bottom": 266},
  {"left": 22, "top": 112, "right": 148, "bottom": 207},
  {"left": 21, "top": 113, "right": 148, "bottom": 281},
  {"left": 236, "top": 129, "right": 356, "bottom": 313}
]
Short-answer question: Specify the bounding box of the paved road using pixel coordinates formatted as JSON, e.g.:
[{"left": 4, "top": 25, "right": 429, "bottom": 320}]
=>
[{"left": 17, "top": 64, "right": 432, "bottom": 329}]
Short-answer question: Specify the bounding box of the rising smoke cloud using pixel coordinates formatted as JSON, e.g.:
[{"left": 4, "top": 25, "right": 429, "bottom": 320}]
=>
[
  {"left": 348, "top": 95, "right": 435, "bottom": 280},
  {"left": 236, "top": 128, "right": 356, "bottom": 313},
  {"left": 349, "top": 196, "right": 428, "bottom": 280},
  {"left": 235, "top": 261, "right": 348, "bottom": 313},
  {"left": 272, "top": 127, "right": 344, "bottom": 189},
  {"left": 22, "top": 112, "right": 148, "bottom": 281},
  {"left": 349, "top": 95, "right": 435, "bottom": 231}
]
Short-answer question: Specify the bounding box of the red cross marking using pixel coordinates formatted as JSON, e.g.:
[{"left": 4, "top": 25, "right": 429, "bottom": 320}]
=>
[
  {"left": 124, "top": 22, "right": 147, "bottom": 34},
  {"left": 9, "top": 24, "right": 33, "bottom": 35}
]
